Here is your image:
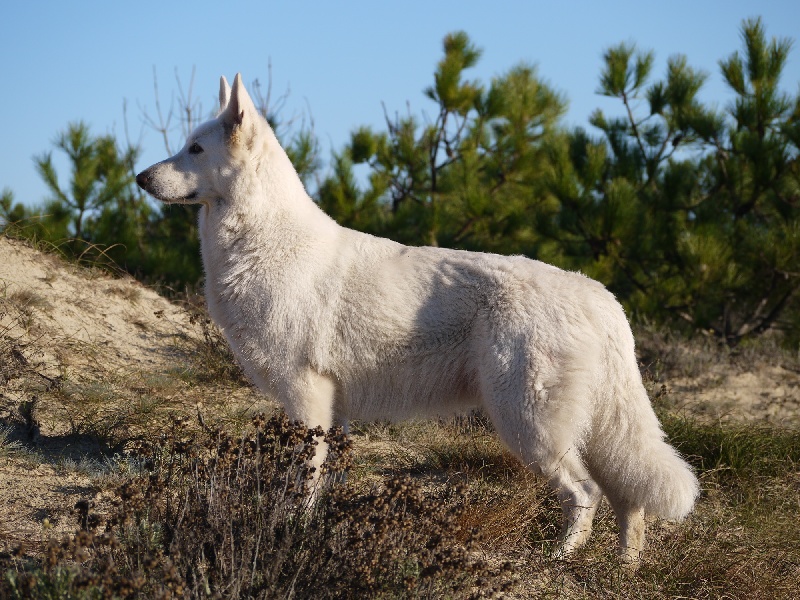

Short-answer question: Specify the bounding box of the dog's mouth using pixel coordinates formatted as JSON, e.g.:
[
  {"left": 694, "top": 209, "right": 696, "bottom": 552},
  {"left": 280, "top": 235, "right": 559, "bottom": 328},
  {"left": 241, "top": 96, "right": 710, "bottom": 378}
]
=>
[
  {"left": 168, "top": 192, "right": 198, "bottom": 203},
  {"left": 145, "top": 191, "right": 199, "bottom": 204}
]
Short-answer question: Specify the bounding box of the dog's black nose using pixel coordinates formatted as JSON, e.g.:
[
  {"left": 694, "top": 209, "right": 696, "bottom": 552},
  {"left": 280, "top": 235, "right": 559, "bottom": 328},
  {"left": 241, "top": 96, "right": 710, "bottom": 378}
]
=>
[{"left": 135, "top": 171, "right": 150, "bottom": 190}]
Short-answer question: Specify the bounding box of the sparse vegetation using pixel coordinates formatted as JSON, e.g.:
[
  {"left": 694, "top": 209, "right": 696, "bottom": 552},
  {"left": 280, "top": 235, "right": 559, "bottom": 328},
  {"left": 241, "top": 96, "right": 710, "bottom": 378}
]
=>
[{"left": 176, "top": 300, "right": 247, "bottom": 386}]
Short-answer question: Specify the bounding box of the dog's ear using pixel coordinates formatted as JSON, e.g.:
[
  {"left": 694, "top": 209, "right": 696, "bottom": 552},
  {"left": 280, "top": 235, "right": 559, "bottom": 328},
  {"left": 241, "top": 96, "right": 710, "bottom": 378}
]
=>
[
  {"left": 221, "top": 73, "right": 261, "bottom": 147},
  {"left": 219, "top": 76, "right": 231, "bottom": 112}
]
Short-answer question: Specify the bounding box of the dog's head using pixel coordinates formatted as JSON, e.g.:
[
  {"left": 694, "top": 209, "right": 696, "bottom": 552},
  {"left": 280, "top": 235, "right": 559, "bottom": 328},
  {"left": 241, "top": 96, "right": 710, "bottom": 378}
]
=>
[{"left": 136, "top": 74, "right": 267, "bottom": 205}]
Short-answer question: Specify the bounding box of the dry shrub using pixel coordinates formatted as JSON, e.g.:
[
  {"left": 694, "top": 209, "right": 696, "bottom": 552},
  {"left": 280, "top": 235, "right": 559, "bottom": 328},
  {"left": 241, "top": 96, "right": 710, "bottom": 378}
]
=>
[
  {"left": 179, "top": 308, "right": 246, "bottom": 385},
  {"left": 2, "top": 412, "right": 514, "bottom": 599},
  {"left": 153, "top": 291, "right": 246, "bottom": 387}
]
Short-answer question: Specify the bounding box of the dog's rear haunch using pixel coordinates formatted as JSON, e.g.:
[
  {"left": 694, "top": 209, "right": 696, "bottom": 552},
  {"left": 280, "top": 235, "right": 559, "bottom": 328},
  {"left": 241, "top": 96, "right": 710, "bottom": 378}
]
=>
[{"left": 137, "top": 73, "right": 699, "bottom": 563}]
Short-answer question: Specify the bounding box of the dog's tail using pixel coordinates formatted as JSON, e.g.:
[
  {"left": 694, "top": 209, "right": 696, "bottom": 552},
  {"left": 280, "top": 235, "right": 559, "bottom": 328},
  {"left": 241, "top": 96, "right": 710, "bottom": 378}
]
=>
[
  {"left": 588, "top": 400, "right": 699, "bottom": 520},
  {"left": 583, "top": 309, "right": 699, "bottom": 520}
]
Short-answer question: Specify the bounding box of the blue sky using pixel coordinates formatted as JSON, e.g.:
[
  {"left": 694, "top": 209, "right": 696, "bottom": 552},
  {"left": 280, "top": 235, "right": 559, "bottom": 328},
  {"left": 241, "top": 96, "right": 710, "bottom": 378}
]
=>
[{"left": 2, "top": 1, "right": 799, "bottom": 207}]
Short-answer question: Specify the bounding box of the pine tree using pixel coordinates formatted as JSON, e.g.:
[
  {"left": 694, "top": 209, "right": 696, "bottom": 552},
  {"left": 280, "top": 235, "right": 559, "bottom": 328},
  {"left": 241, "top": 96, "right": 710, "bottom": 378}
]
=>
[
  {"left": 0, "top": 188, "right": 31, "bottom": 231},
  {"left": 701, "top": 17, "right": 800, "bottom": 343},
  {"left": 544, "top": 18, "right": 799, "bottom": 345},
  {"left": 33, "top": 122, "right": 134, "bottom": 254},
  {"left": 318, "top": 31, "right": 566, "bottom": 255}
]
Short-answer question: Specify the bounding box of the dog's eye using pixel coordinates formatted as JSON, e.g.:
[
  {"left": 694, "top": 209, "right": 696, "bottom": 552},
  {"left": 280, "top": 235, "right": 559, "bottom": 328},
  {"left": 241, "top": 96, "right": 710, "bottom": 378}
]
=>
[{"left": 189, "top": 142, "right": 204, "bottom": 155}]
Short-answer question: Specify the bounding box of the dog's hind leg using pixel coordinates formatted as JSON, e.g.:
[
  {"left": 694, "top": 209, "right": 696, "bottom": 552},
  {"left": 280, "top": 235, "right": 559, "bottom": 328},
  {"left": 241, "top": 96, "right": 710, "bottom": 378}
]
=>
[
  {"left": 609, "top": 498, "right": 645, "bottom": 565},
  {"left": 476, "top": 319, "right": 604, "bottom": 555},
  {"left": 549, "top": 452, "right": 604, "bottom": 557},
  {"left": 589, "top": 455, "right": 646, "bottom": 564},
  {"left": 479, "top": 392, "right": 602, "bottom": 556}
]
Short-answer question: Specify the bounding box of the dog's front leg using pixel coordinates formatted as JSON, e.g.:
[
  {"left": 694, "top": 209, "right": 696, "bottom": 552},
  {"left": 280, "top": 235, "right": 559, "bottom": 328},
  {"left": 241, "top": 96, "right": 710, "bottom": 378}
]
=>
[{"left": 280, "top": 369, "right": 337, "bottom": 498}]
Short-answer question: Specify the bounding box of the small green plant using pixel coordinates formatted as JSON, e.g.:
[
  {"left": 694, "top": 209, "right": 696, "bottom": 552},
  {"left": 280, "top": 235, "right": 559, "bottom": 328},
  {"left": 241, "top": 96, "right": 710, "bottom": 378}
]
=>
[
  {"left": 661, "top": 413, "right": 800, "bottom": 477},
  {"left": 0, "top": 425, "right": 23, "bottom": 458}
]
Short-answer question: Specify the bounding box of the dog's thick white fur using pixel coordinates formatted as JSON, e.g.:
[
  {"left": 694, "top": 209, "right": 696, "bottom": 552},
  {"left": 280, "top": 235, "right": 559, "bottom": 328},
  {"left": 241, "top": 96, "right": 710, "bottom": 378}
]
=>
[{"left": 137, "top": 74, "right": 699, "bottom": 561}]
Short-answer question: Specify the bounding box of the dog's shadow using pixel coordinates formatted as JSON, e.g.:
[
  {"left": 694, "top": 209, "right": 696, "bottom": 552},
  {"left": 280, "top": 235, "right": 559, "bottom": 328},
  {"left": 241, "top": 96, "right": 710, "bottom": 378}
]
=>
[{"left": 0, "top": 417, "right": 118, "bottom": 467}]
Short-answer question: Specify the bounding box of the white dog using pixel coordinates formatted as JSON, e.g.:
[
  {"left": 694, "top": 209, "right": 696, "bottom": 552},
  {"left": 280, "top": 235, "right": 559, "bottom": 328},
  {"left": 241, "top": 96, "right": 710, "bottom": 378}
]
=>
[{"left": 137, "top": 74, "right": 698, "bottom": 561}]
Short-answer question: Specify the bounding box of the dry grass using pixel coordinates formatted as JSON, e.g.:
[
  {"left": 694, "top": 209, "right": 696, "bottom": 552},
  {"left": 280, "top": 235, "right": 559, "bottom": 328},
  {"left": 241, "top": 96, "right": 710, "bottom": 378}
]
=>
[
  {"left": 3, "top": 380, "right": 799, "bottom": 598},
  {"left": 340, "top": 404, "right": 800, "bottom": 598},
  {"left": 0, "top": 285, "right": 255, "bottom": 453}
]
